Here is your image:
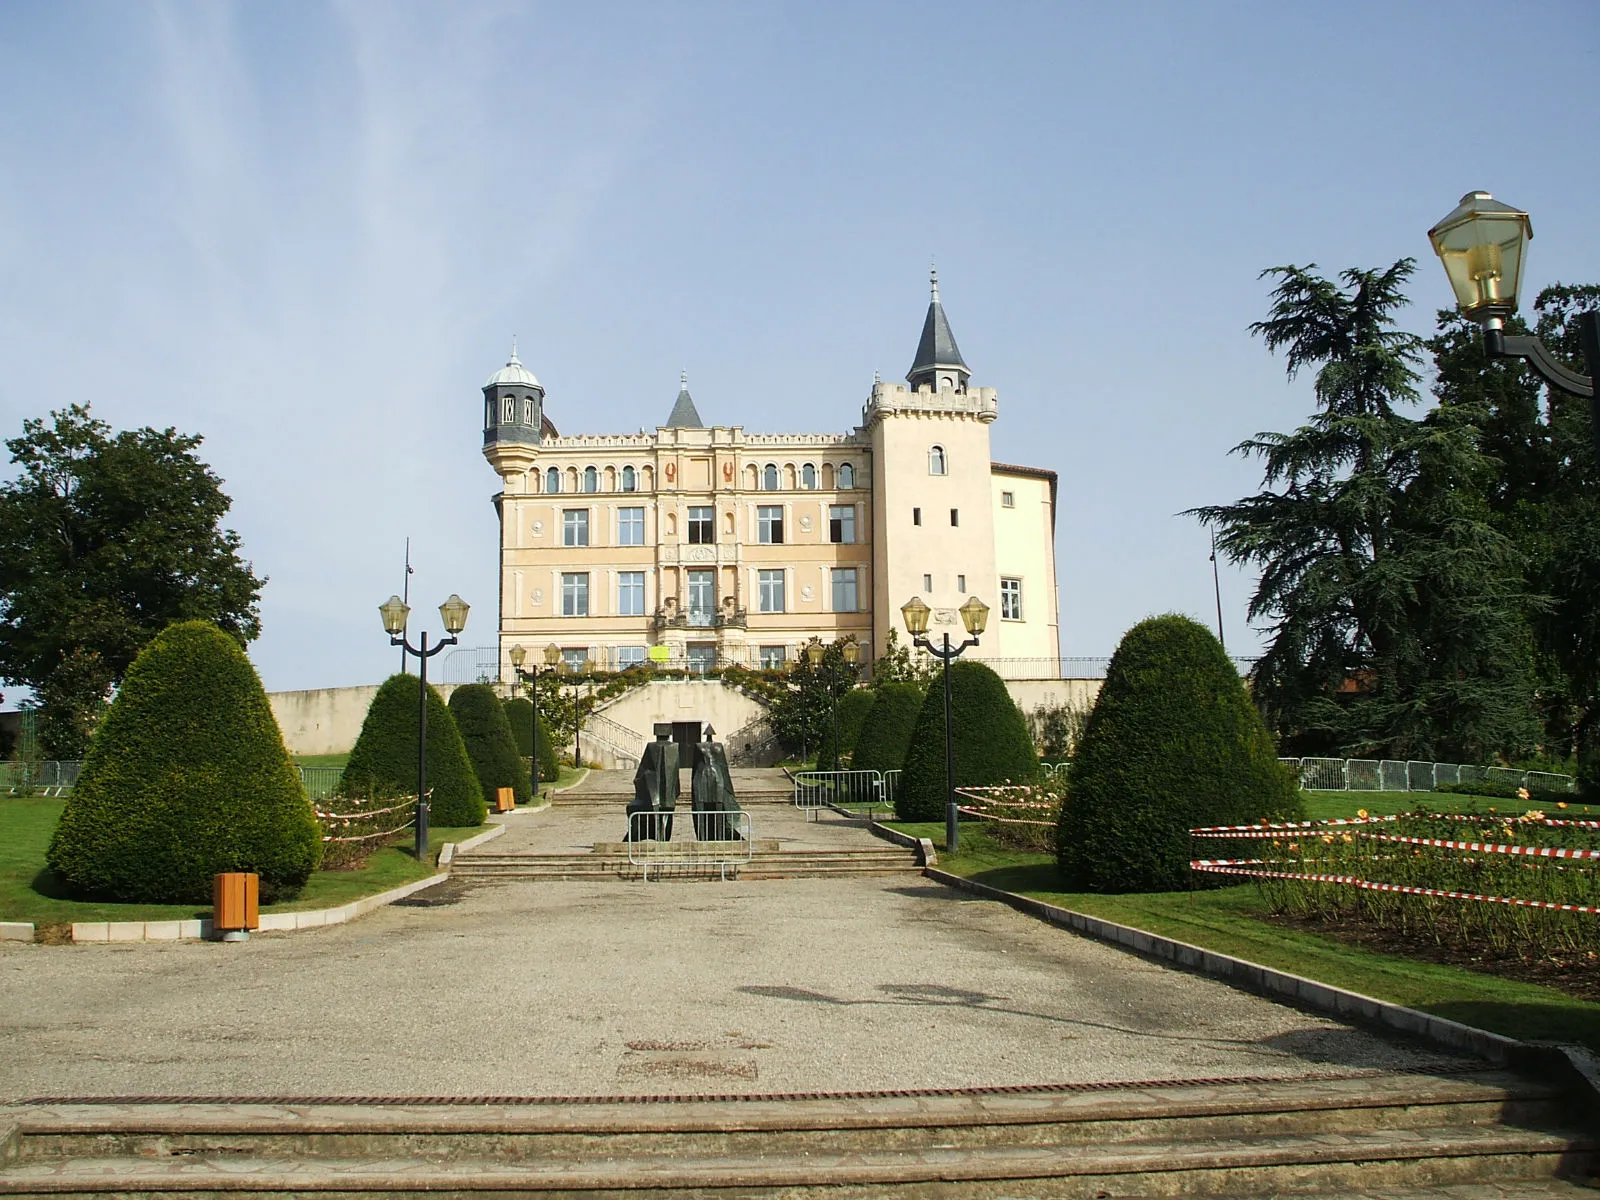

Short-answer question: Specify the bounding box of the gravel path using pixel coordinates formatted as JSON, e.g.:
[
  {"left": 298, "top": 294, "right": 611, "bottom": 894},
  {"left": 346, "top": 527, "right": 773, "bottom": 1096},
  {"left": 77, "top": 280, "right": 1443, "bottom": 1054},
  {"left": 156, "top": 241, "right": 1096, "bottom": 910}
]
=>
[{"left": 0, "top": 809, "right": 1467, "bottom": 1102}]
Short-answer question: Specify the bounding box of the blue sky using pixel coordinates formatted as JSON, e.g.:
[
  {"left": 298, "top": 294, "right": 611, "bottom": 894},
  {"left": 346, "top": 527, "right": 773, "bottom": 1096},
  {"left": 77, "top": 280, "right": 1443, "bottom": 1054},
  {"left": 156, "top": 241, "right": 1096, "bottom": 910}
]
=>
[{"left": 2, "top": 1, "right": 1597, "bottom": 695}]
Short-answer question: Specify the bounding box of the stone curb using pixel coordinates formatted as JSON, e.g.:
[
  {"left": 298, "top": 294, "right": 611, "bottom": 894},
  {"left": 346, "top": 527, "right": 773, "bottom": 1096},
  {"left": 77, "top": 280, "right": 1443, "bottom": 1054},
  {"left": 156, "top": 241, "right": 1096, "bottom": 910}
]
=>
[
  {"left": 922, "top": 866, "right": 1600, "bottom": 1116},
  {"left": 0, "top": 922, "right": 34, "bottom": 942},
  {"left": 65, "top": 873, "right": 451, "bottom": 944},
  {"left": 863, "top": 818, "right": 937, "bottom": 866},
  {"left": 438, "top": 822, "right": 506, "bottom": 867}
]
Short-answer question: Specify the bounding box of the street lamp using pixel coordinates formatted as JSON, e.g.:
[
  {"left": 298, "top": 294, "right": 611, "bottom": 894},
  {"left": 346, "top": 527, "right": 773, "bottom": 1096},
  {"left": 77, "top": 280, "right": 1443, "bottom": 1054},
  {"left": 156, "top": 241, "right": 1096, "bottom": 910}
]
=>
[
  {"left": 902, "top": 594, "right": 989, "bottom": 854},
  {"left": 1428, "top": 190, "right": 1598, "bottom": 459},
  {"left": 380, "top": 592, "right": 470, "bottom": 861},
  {"left": 507, "top": 642, "right": 560, "bottom": 800}
]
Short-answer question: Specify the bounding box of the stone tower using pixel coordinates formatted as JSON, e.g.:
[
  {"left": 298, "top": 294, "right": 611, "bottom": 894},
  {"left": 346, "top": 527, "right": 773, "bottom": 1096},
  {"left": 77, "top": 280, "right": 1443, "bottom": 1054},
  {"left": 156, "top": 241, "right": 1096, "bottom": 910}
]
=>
[{"left": 481, "top": 342, "right": 546, "bottom": 478}]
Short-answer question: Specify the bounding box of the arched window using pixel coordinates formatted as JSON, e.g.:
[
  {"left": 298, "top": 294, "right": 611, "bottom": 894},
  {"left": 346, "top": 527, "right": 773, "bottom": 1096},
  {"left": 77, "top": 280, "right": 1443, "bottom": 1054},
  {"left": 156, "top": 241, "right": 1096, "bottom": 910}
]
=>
[
  {"left": 929, "top": 445, "right": 947, "bottom": 475},
  {"left": 545, "top": 466, "right": 560, "bottom": 494},
  {"left": 622, "top": 465, "right": 636, "bottom": 492},
  {"left": 838, "top": 462, "right": 855, "bottom": 489},
  {"left": 763, "top": 463, "right": 779, "bottom": 491},
  {"left": 802, "top": 463, "right": 816, "bottom": 489},
  {"left": 583, "top": 466, "right": 598, "bottom": 493}
]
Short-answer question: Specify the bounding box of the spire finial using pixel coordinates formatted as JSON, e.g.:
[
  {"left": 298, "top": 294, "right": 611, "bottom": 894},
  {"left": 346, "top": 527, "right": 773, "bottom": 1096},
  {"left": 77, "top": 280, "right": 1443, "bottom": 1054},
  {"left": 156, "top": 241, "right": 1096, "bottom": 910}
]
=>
[
  {"left": 873, "top": 369, "right": 881, "bottom": 384},
  {"left": 930, "top": 260, "right": 939, "bottom": 302},
  {"left": 680, "top": 369, "right": 689, "bottom": 390},
  {"left": 508, "top": 335, "right": 520, "bottom": 364}
]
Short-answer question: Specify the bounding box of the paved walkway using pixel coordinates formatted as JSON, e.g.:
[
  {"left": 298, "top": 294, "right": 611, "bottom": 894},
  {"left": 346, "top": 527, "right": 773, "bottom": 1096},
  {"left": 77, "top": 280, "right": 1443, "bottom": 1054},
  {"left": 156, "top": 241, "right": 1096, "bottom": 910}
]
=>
[{"left": 0, "top": 773, "right": 1472, "bottom": 1102}]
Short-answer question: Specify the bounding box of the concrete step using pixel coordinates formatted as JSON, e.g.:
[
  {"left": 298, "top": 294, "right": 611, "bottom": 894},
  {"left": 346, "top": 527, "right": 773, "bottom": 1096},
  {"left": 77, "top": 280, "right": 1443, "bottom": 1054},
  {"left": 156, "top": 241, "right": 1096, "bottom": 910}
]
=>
[{"left": 2, "top": 1071, "right": 1594, "bottom": 1197}]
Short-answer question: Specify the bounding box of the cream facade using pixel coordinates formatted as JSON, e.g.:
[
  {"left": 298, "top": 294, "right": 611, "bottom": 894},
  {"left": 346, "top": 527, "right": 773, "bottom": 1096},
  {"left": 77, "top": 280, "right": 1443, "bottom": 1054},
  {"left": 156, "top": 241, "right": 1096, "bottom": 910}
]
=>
[{"left": 481, "top": 277, "right": 1060, "bottom": 679}]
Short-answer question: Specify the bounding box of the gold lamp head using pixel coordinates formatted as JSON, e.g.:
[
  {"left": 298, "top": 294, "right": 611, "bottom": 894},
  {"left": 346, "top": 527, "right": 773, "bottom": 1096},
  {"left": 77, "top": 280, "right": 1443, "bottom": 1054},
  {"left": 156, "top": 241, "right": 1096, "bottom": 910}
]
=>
[
  {"left": 1428, "top": 190, "right": 1532, "bottom": 323},
  {"left": 960, "top": 596, "right": 990, "bottom": 637},
  {"left": 842, "top": 640, "right": 860, "bottom": 666},
  {"left": 544, "top": 642, "right": 562, "bottom": 667},
  {"left": 508, "top": 643, "right": 526, "bottom": 670},
  {"left": 379, "top": 595, "right": 410, "bottom": 636},
  {"left": 439, "top": 593, "right": 470, "bottom": 635},
  {"left": 805, "top": 640, "right": 825, "bottom": 667},
  {"left": 900, "top": 596, "right": 931, "bottom": 637}
]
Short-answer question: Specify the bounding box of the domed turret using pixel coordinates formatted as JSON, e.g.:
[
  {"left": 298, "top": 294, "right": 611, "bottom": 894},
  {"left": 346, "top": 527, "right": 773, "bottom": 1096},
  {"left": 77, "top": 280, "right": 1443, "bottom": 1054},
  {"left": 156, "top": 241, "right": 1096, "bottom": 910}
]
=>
[{"left": 482, "top": 340, "right": 549, "bottom": 477}]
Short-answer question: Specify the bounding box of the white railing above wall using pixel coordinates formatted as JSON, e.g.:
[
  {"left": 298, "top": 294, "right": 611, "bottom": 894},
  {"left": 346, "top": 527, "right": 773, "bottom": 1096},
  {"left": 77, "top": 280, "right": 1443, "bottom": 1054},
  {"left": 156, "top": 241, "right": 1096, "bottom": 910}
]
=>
[{"left": 1282, "top": 757, "right": 1576, "bottom": 794}]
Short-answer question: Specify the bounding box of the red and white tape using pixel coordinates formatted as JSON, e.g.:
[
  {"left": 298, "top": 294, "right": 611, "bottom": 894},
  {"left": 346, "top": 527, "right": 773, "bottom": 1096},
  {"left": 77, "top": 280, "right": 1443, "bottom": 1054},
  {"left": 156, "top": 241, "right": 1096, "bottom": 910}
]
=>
[{"left": 1189, "top": 859, "right": 1600, "bottom": 915}]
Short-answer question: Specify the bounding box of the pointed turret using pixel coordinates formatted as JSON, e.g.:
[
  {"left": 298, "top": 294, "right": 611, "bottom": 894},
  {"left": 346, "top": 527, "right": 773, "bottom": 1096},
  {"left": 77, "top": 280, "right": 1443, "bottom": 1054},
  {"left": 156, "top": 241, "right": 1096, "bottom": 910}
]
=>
[
  {"left": 664, "top": 370, "right": 705, "bottom": 428},
  {"left": 481, "top": 339, "right": 548, "bottom": 476},
  {"left": 906, "top": 266, "right": 970, "bottom": 393}
]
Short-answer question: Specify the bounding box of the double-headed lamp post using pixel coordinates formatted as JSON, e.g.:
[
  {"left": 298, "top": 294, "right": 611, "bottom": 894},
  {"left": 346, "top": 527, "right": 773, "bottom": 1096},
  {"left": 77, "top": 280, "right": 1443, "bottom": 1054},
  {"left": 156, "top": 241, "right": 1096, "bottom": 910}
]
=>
[
  {"left": 805, "top": 638, "right": 861, "bottom": 770},
  {"left": 380, "top": 592, "right": 470, "bottom": 861},
  {"left": 507, "top": 642, "right": 562, "bottom": 799},
  {"left": 901, "top": 594, "right": 989, "bottom": 855},
  {"left": 1427, "top": 190, "right": 1598, "bottom": 460}
]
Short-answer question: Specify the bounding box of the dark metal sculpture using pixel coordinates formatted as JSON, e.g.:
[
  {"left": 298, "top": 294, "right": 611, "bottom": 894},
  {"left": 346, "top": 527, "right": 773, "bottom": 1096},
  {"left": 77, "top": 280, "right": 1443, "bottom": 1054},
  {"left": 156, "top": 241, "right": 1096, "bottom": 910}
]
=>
[
  {"left": 691, "top": 728, "right": 743, "bottom": 841},
  {"left": 625, "top": 731, "right": 679, "bottom": 841}
]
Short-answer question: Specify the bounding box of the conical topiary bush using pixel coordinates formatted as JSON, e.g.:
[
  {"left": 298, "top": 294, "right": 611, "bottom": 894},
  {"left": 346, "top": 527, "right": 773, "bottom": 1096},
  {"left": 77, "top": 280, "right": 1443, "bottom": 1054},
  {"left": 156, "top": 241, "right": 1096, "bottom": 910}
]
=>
[
  {"left": 340, "top": 674, "right": 485, "bottom": 828},
  {"left": 1057, "top": 614, "right": 1303, "bottom": 893},
  {"left": 46, "top": 620, "right": 321, "bottom": 904},
  {"left": 816, "top": 688, "right": 877, "bottom": 770},
  {"left": 504, "top": 696, "right": 559, "bottom": 784},
  {"left": 896, "top": 662, "right": 1037, "bottom": 821},
  {"left": 850, "top": 682, "right": 923, "bottom": 774},
  {"left": 450, "top": 684, "right": 530, "bottom": 809}
]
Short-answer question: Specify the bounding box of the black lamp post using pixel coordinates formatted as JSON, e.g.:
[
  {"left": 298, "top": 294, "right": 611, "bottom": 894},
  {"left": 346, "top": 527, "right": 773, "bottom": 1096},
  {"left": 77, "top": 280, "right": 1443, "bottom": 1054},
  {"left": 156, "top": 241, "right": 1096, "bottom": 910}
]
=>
[
  {"left": 902, "top": 594, "right": 988, "bottom": 855},
  {"left": 805, "top": 638, "right": 861, "bottom": 771},
  {"left": 380, "top": 592, "right": 470, "bottom": 861},
  {"left": 1428, "top": 190, "right": 1597, "bottom": 459},
  {"left": 508, "top": 642, "right": 562, "bottom": 799}
]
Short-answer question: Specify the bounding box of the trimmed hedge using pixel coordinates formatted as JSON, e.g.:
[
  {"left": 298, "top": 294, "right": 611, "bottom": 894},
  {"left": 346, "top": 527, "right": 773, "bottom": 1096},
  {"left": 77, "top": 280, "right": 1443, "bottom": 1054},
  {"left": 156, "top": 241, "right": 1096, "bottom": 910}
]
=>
[
  {"left": 851, "top": 683, "right": 923, "bottom": 774},
  {"left": 897, "top": 663, "right": 1037, "bottom": 821},
  {"left": 46, "top": 620, "right": 321, "bottom": 904},
  {"left": 503, "top": 697, "right": 560, "bottom": 783},
  {"left": 341, "top": 674, "right": 485, "bottom": 828},
  {"left": 816, "top": 688, "right": 877, "bottom": 769},
  {"left": 1057, "top": 614, "right": 1302, "bottom": 893},
  {"left": 450, "top": 684, "right": 531, "bottom": 809},
  {"left": 1581, "top": 745, "right": 1599, "bottom": 804}
]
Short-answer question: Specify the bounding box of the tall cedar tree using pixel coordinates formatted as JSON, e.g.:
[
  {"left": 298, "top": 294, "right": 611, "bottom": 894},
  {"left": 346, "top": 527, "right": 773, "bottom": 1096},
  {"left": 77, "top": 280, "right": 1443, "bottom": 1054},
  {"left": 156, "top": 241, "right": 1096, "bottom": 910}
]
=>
[
  {"left": 341, "top": 674, "right": 485, "bottom": 828},
  {"left": 1190, "top": 261, "right": 1536, "bottom": 760},
  {"left": 46, "top": 621, "right": 320, "bottom": 903},
  {"left": 0, "top": 406, "right": 264, "bottom": 757},
  {"left": 449, "top": 684, "right": 531, "bottom": 808}
]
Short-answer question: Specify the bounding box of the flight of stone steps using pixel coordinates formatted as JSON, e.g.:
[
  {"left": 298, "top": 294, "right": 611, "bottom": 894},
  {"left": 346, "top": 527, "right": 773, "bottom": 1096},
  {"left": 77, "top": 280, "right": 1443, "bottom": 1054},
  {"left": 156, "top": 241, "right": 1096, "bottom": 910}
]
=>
[
  {"left": 2, "top": 1067, "right": 1594, "bottom": 1197},
  {"left": 450, "top": 839, "right": 921, "bottom": 882}
]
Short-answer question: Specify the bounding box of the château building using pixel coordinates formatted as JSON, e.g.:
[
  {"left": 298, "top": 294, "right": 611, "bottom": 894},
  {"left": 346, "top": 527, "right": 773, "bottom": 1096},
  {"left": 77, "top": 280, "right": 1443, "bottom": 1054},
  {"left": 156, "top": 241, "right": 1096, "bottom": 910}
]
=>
[{"left": 481, "top": 274, "right": 1059, "bottom": 679}]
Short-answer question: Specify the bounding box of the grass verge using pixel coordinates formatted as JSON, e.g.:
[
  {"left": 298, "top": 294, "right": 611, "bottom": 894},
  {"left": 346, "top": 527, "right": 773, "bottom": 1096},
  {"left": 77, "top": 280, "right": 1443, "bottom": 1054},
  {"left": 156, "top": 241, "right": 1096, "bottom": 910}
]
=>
[
  {"left": 886, "top": 820, "right": 1600, "bottom": 1054},
  {"left": 0, "top": 795, "right": 486, "bottom": 927},
  {"left": 1296, "top": 789, "right": 1592, "bottom": 822}
]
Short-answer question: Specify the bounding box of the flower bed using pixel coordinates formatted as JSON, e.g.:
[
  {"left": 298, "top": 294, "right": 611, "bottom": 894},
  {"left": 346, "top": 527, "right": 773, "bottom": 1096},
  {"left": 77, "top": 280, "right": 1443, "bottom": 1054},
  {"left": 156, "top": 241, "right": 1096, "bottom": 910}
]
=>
[
  {"left": 955, "top": 781, "right": 1063, "bottom": 852},
  {"left": 315, "top": 794, "right": 418, "bottom": 870}
]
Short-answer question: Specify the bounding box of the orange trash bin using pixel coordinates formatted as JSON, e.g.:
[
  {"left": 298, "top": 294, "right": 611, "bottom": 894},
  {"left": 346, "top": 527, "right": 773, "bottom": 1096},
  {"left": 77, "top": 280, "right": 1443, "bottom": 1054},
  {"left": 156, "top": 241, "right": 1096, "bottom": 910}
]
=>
[
  {"left": 496, "top": 786, "right": 516, "bottom": 813},
  {"left": 214, "top": 872, "right": 259, "bottom": 940}
]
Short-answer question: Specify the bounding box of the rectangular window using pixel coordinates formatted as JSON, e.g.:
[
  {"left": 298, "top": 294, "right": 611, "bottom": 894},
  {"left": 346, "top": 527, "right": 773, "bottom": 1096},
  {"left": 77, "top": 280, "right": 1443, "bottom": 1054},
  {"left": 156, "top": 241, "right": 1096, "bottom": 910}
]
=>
[
  {"left": 831, "top": 567, "right": 859, "bottom": 612},
  {"left": 616, "top": 646, "right": 647, "bottom": 668},
  {"left": 618, "top": 571, "right": 645, "bottom": 616},
  {"left": 1001, "top": 491, "right": 1015, "bottom": 508},
  {"left": 758, "top": 505, "right": 784, "bottom": 544},
  {"left": 828, "top": 504, "right": 855, "bottom": 544},
  {"left": 912, "top": 507, "right": 921, "bottom": 526},
  {"left": 950, "top": 508, "right": 959, "bottom": 527},
  {"left": 687, "top": 643, "right": 717, "bottom": 674},
  {"left": 561, "top": 572, "right": 589, "bottom": 617},
  {"left": 688, "top": 505, "right": 714, "bottom": 544},
  {"left": 687, "top": 569, "right": 715, "bottom": 627},
  {"left": 561, "top": 647, "right": 588, "bottom": 671},
  {"left": 958, "top": 574, "right": 966, "bottom": 593},
  {"left": 1001, "top": 577, "right": 1023, "bottom": 620},
  {"left": 617, "top": 506, "right": 645, "bottom": 546},
  {"left": 922, "top": 573, "right": 933, "bottom": 592},
  {"left": 759, "top": 645, "right": 786, "bottom": 669},
  {"left": 562, "top": 509, "right": 589, "bottom": 547},
  {"left": 758, "top": 569, "right": 785, "bottom": 613}
]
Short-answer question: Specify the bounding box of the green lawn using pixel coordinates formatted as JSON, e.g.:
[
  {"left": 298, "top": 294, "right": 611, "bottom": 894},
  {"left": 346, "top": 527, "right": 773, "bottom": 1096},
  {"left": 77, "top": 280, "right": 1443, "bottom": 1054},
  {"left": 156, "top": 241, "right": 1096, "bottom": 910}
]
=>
[
  {"left": 887, "top": 820, "right": 1600, "bottom": 1054},
  {"left": 1296, "top": 789, "right": 1592, "bottom": 822},
  {"left": 291, "top": 752, "right": 351, "bottom": 771},
  {"left": 0, "top": 795, "right": 487, "bottom": 927}
]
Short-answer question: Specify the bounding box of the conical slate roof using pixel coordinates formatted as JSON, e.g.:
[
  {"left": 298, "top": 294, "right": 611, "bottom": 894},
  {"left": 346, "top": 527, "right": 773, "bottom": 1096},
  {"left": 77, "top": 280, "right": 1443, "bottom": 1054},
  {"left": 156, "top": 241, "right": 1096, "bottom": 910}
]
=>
[
  {"left": 907, "top": 268, "right": 968, "bottom": 387},
  {"left": 664, "top": 371, "right": 705, "bottom": 428}
]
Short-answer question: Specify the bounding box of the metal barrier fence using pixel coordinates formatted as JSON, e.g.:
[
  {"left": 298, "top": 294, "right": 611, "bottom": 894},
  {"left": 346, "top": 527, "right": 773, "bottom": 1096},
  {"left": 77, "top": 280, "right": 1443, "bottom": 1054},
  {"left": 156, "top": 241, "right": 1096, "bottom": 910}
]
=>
[
  {"left": 1, "top": 760, "right": 81, "bottom": 794},
  {"left": 793, "top": 769, "right": 898, "bottom": 814},
  {"left": 1281, "top": 757, "right": 1576, "bottom": 794},
  {"left": 297, "top": 767, "right": 343, "bottom": 800},
  {"left": 626, "top": 809, "right": 753, "bottom": 881}
]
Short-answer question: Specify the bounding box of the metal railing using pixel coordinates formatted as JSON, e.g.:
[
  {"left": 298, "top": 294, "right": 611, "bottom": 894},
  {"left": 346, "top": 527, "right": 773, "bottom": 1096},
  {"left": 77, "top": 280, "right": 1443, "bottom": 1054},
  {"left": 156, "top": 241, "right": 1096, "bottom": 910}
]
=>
[
  {"left": 297, "top": 766, "right": 343, "bottom": 800},
  {"left": 626, "top": 809, "right": 752, "bottom": 881},
  {"left": 1, "top": 760, "right": 81, "bottom": 794},
  {"left": 793, "top": 769, "right": 898, "bottom": 816},
  {"left": 1281, "top": 757, "right": 1576, "bottom": 794}
]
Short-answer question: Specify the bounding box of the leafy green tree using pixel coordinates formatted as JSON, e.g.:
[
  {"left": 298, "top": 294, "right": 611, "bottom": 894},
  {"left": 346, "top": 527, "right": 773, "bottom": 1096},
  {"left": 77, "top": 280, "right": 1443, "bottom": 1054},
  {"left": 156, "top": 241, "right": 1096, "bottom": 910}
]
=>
[
  {"left": 1057, "top": 615, "right": 1302, "bottom": 893},
  {"left": 0, "top": 406, "right": 264, "bottom": 758},
  {"left": 850, "top": 681, "right": 924, "bottom": 774},
  {"left": 46, "top": 621, "right": 319, "bottom": 903},
  {"left": 1191, "top": 261, "right": 1537, "bottom": 761},
  {"left": 870, "top": 628, "right": 936, "bottom": 689},
  {"left": 449, "top": 684, "right": 530, "bottom": 808},
  {"left": 767, "top": 638, "right": 863, "bottom": 764},
  {"left": 503, "top": 696, "right": 559, "bottom": 783},
  {"left": 341, "top": 674, "right": 485, "bottom": 829},
  {"left": 897, "top": 661, "right": 1036, "bottom": 821}
]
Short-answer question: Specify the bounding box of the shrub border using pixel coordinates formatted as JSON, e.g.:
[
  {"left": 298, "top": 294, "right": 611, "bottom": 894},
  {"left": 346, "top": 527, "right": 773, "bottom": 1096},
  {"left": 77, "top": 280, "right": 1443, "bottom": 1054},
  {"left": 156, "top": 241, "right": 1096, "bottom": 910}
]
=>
[{"left": 922, "top": 866, "right": 1600, "bottom": 1118}]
